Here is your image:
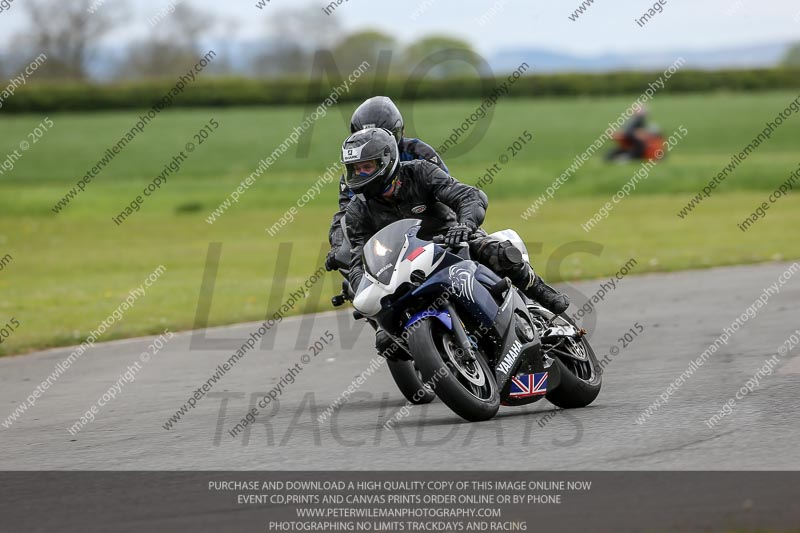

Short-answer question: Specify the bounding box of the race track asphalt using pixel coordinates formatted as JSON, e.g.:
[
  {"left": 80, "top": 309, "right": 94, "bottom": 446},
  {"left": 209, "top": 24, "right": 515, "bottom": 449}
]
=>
[{"left": 2, "top": 261, "right": 799, "bottom": 470}]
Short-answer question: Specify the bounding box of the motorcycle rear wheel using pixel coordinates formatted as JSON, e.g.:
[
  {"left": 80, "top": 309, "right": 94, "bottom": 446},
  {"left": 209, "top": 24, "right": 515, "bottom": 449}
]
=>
[{"left": 532, "top": 310, "right": 602, "bottom": 409}]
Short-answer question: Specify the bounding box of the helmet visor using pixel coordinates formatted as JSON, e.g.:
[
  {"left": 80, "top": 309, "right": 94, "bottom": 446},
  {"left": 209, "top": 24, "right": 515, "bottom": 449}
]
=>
[{"left": 345, "top": 159, "right": 388, "bottom": 194}]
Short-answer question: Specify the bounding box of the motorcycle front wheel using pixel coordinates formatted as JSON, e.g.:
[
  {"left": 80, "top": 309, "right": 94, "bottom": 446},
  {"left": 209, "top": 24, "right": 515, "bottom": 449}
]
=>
[{"left": 408, "top": 318, "right": 499, "bottom": 422}]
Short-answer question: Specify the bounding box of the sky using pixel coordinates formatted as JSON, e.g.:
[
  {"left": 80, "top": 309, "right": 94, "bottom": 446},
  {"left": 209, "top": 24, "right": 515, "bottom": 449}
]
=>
[{"left": 0, "top": 0, "right": 798, "bottom": 56}]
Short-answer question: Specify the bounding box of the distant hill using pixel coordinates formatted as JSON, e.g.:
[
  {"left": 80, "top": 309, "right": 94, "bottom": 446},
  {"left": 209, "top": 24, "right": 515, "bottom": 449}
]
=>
[
  {"left": 490, "top": 42, "right": 792, "bottom": 73},
  {"left": 61, "top": 40, "right": 796, "bottom": 81}
]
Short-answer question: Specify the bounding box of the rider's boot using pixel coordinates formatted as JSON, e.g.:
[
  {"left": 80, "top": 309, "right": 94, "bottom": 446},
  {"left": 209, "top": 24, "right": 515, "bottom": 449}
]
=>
[
  {"left": 504, "top": 250, "right": 570, "bottom": 315},
  {"left": 524, "top": 272, "right": 570, "bottom": 315}
]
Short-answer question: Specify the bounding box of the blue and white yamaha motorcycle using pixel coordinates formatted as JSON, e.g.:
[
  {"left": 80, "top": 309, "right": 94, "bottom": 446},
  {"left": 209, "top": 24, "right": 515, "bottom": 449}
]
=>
[{"left": 337, "top": 219, "right": 601, "bottom": 422}]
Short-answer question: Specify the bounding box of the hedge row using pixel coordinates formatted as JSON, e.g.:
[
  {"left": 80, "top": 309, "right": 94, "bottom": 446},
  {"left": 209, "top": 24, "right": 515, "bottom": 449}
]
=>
[{"left": 2, "top": 69, "right": 798, "bottom": 113}]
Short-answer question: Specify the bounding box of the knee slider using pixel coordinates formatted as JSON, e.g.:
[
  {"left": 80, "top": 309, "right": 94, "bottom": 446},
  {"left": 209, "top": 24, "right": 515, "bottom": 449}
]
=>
[{"left": 499, "top": 242, "right": 523, "bottom": 268}]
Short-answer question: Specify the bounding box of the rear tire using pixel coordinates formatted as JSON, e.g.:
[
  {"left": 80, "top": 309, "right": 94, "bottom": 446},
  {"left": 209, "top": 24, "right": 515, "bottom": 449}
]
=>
[
  {"left": 408, "top": 318, "right": 499, "bottom": 422},
  {"left": 531, "top": 309, "right": 602, "bottom": 409},
  {"left": 545, "top": 356, "right": 601, "bottom": 409},
  {"left": 387, "top": 359, "right": 436, "bottom": 405}
]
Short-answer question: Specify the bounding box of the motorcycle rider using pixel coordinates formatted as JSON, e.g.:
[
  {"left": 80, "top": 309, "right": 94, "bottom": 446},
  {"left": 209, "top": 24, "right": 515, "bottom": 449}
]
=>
[
  {"left": 607, "top": 106, "right": 649, "bottom": 160},
  {"left": 341, "top": 127, "right": 570, "bottom": 358},
  {"left": 325, "top": 96, "right": 448, "bottom": 271}
]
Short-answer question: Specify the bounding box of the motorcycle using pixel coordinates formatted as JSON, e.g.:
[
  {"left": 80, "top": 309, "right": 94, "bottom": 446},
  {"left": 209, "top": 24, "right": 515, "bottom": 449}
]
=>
[
  {"left": 607, "top": 127, "right": 666, "bottom": 162},
  {"left": 335, "top": 218, "right": 601, "bottom": 422}
]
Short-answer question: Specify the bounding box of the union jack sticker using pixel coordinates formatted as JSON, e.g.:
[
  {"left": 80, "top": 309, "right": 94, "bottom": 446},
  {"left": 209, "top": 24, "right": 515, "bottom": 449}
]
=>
[{"left": 509, "top": 372, "right": 548, "bottom": 398}]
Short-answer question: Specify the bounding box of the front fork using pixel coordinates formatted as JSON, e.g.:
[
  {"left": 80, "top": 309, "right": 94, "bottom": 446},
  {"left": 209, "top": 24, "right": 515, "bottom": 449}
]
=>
[{"left": 443, "top": 302, "right": 477, "bottom": 363}]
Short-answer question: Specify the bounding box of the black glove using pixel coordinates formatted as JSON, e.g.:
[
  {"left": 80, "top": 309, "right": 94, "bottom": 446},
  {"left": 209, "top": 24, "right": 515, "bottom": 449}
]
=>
[
  {"left": 444, "top": 223, "right": 473, "bottom": 246},
  {"left": 325, "top": 248, "right": 339, "bottom": 271}
]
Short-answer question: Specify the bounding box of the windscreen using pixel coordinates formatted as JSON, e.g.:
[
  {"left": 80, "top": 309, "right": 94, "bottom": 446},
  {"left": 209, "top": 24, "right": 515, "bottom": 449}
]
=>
[{"left": 363, "top": 219, "right": 420, "bottom": 285}]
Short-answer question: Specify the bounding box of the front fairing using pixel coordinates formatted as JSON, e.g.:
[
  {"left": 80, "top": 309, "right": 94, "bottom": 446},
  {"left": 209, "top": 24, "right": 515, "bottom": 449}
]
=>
[
  {"left": 353, "top": 220, "right": 446, "bottom": 317},
  {"left": 399, "top": 260, "right": 501, "bottom": 333}
]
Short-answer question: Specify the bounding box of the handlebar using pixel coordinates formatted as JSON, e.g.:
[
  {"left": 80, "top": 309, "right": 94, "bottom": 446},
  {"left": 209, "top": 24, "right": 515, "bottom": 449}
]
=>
[{"left": 431, "top": 233, "right": 480, "bottom": 247}]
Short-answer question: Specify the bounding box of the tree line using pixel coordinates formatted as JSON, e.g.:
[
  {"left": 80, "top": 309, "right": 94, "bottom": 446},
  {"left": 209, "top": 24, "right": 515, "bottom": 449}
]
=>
[{"left": 0, "top": 0, "right": 482, "bottom": 81}]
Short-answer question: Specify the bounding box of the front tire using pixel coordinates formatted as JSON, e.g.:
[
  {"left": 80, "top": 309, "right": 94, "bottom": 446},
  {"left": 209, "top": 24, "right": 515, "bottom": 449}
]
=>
[
  {"left": 408, "top": 318, "right": 499, "bottom": 422},
  {"left": 387, "top": 359, "right": 435, "bottom": 405}
]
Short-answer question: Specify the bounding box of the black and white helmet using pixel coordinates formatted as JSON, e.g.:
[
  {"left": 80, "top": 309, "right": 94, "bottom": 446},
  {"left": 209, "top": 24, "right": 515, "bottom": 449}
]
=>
[
  {"left": 350, "top": 96, "right": 404, "bottom": 144},
  {"left": 341, "top": 128, "right": 399, "bottom": 197}
]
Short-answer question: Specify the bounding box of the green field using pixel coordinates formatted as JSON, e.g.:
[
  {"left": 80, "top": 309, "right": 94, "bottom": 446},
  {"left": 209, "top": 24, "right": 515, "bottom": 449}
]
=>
[{"left": 1, "top": 92, "right": 799, "bottom": 355}]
